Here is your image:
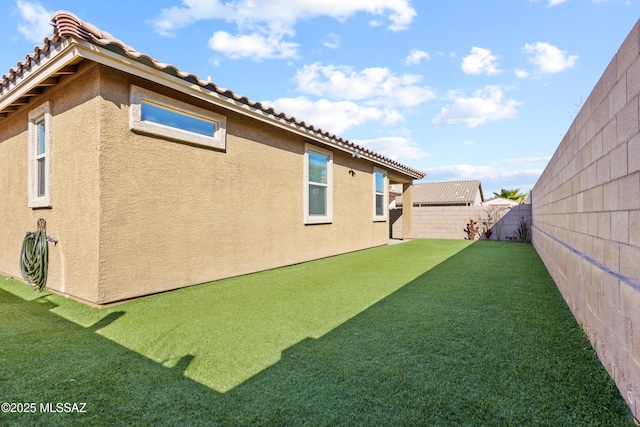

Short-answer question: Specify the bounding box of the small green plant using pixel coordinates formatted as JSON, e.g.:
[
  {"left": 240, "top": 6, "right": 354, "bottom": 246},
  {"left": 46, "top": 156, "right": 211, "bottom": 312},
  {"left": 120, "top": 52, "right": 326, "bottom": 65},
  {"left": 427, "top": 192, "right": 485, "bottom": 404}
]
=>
[
  {"left": 507, "top": 217, "right": 530, "bottom": 242},
  {"left": 464, "top": 219, "right": 480, "bottom": 240},
  {"left": 482, "top": 222, "right": 493, "bottom": 240},
  {"left": 482, "top": 206, "right": 502, "bottom": 240}
]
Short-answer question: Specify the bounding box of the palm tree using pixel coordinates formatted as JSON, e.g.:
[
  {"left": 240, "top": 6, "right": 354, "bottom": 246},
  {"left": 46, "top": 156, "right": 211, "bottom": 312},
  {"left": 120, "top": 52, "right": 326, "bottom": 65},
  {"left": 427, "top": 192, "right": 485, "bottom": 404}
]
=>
[{"left": 493, "top": 188, "right": 527, "bottom": 204}]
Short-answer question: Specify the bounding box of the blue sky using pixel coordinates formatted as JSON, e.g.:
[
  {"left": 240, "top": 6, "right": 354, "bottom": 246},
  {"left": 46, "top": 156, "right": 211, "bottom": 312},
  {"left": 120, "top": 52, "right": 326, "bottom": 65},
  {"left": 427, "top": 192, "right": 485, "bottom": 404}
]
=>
[{"left": 2, "top": 0, "right": 639, "bottom": 196}]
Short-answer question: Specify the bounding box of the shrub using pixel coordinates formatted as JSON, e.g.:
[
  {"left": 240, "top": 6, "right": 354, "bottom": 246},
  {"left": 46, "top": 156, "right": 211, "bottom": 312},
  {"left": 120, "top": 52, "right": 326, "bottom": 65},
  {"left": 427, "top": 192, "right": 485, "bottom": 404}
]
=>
[
  {"left": 482, "top": 222, "right": 493, "bottom": 240},
  {"left": 464, "top": 219, "right": 480, "bottom": 240},
  {"left": 506, "top": 217, "right": 530, "bottom": 242}
]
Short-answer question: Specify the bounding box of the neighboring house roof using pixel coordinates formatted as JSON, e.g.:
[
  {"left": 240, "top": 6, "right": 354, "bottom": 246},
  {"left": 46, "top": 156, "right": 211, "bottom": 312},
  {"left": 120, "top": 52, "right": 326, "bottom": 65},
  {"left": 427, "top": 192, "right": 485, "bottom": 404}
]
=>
[
  {"left": 389, "top": 184, "right": 403, "bottom": 197},
  {"left": 397, "top": 180, "right": 484, "bottom": 206},
  {"left": 481, "top": 196, "right": 520, "bottom": 207},
  {"left": 0, "top": 11, "right": 425, "bottom": 180}
]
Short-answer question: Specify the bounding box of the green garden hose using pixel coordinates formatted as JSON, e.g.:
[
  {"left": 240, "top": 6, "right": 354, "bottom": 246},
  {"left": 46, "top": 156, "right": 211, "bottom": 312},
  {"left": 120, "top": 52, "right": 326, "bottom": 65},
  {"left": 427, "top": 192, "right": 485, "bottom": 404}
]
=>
[{"left": 19, "top": 218, "right": 54, "bottom": 291}]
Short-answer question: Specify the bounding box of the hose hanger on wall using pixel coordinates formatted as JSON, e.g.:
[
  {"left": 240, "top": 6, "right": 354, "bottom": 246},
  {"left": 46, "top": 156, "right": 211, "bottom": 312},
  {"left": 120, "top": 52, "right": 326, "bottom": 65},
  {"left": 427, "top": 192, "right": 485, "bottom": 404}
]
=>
[{"left": 20, "top": 218, "right": 57, "bottom": 291}]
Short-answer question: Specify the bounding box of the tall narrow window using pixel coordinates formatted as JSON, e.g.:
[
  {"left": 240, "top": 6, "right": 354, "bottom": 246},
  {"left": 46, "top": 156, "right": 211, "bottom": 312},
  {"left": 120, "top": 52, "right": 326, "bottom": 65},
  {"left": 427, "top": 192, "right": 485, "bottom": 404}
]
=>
[
  {"left": 373, "top": 168, "right": 387, "bottom": 221},
  {"left": 36, "top": 119, "right": 46, "bottom": 197},
  {"left": 28, "top": 102, "right": 51, "bottom": 208},
  {"left": 304, "top": 145, "right": 333, "bottom": 224}
]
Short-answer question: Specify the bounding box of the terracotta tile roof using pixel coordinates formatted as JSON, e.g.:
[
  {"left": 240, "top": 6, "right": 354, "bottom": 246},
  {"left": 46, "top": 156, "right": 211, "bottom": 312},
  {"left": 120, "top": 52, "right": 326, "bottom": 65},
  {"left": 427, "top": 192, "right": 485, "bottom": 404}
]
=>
[
  {"left": 1, "top": 10, "right": 425, "bottom": 180},
  {"left": 398, "top": 180, "right": 484, "bottom": 206}
]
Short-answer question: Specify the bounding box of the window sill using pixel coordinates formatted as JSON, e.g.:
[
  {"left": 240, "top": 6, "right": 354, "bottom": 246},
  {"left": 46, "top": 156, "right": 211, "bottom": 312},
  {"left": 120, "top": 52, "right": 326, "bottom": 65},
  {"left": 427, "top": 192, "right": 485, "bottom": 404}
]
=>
[
  {"left": 304, "top": 217, "right": 332, "bottom": 225},
  {"left": 29, "top": 199, "right": 52, "bottom": 209}
]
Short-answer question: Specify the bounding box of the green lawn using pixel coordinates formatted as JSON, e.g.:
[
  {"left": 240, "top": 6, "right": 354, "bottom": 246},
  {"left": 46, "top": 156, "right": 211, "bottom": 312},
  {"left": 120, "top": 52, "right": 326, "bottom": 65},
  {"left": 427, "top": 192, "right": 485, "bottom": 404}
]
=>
[{"left": 0, "top": 239, "right": 634, "bottom": 426}]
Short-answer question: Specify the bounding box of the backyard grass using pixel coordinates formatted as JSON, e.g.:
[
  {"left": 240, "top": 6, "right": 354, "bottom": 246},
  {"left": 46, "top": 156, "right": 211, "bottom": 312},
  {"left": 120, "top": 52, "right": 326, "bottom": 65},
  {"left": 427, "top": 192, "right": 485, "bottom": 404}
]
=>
[{"left": 0, "top": 239, "right": 634, "bottom": 426}]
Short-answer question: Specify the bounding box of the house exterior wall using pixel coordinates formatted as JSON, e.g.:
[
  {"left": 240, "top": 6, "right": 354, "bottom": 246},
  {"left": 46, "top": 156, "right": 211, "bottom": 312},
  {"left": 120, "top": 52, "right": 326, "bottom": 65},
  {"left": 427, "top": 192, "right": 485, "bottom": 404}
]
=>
[
  {"left": 1, "top": 63, "right": 402, "bottom": 304},
  {"left": 472, "top": 190, "right": 482, "bottom": 206},
  {"left": 531, "top": 20, "right": 640, "bottom": 418},
  {"left": 49, "top": 65, "right": 391, "bottom": 304},
  {"left": 0, "top": 63, "right": 102, "bottom": 303},
  {"left": 391, "top": 204, "right": 531, "bottom": 241}
]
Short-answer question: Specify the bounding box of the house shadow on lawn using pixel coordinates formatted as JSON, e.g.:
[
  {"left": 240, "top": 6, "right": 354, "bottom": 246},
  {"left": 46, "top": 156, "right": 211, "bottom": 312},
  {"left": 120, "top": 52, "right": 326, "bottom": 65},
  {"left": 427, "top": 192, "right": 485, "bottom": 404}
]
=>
[
  {"left": 21, "top": 239, "right": 474, "bottom": 394},
  {"left": 0, "top": 287, "right": 212, "bottom": 426},
  {"left": 0, "top": 241, "right": 635, "bottom": 426}
]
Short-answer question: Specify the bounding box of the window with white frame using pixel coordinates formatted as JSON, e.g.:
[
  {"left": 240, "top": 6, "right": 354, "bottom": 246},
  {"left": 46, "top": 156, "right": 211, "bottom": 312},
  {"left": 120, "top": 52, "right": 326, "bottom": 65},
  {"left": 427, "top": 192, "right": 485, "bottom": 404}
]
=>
[
  {"left": 373, "top": 168, "right": 388, "bottom": 221},
  {"left": 304, "top": 144, "right": 333, "bottom": 224},
  {"left": 129, "top": 85, "right": 226, "bottom": 150},
  {"left": 28, "top": 102, "right": 52, "bottom": 208}
]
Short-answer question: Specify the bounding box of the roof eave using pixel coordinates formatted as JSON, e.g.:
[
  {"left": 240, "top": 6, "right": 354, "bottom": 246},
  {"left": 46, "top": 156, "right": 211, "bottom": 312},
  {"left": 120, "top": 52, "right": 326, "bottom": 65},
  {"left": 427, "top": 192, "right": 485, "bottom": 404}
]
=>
[
  {"left": 1, "top": 11, "right": 426, "bottom": 180},
  {"left": 0, "top": 37, "right": 82, "bottom": 117},
  {"left": 84, "top": 40, "right": 425, "bottom": 179}
]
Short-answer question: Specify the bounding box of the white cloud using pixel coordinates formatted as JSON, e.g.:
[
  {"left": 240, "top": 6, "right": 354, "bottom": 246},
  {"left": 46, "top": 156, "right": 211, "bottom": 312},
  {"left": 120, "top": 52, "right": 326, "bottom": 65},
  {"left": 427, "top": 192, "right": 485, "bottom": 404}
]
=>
[
  {"left": 152, "top": 0, "right": 415, "bottom": 59},
  {"left": 406, "top": 49, "right": 430, "bottom": 65},
  {"left": 461, "top": 47, "right": 502, "bottom": 75},
  {"left": 427, "top": 164, "right": 499, "bottom": 180},
  {"left": 16, "top": 0, "right": 52, "bottom": 43},
  {"left": 502, "top": 157, "right": 551, "bottom": 165},
  {"left": 208, "top": 30, "right": 299, "bottom": 60},
  {"left": 294, "top": 62, "right": 436, "bottom": 108},
  {"left": 424, "top": 159, "right": 548, "bottom": 195},
  {"left": 528, "top": 0, "right": 567, "bottom": 6},
  {"left": 530, "top": 0, "right": 628, "bottom": 6},
  {"left": 151, "top": 1, "right": 229, "bottom": 37},
  {"left": 432, "top": 86, "right": 521, "bottom": 128},
  {"left": 352, "top": 136, "right": 430, "bottom": 161},
  {"left": 322, "top": 33, "right": 340, "bottom": 49},
  {"left": 515, "top": 69, "right": 529, "bottom": 79},
  {"left": 152, "top": 0, "right": 416, "bottom": 40},
  {"left": 263, "top": 96, "right": 404, "bottom": 135},
  {"left": 523, "top": 42, "right": 578, "bottom": 73},
  {"left": 258, "top": 61, "right": 437, "bottom": 137}
]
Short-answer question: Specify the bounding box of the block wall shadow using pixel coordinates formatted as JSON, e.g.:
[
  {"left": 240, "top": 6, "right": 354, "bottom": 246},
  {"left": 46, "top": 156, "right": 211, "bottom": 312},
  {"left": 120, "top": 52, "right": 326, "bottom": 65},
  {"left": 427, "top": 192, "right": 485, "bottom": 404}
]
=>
[{"left": 224, "top": 242, "right": 633, "bottom": 425}]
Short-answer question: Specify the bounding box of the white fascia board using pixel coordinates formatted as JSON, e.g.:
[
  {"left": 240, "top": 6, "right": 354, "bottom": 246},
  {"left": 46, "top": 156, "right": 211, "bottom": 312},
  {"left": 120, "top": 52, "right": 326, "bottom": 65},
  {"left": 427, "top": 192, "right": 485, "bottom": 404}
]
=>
[
  {"left": 0, "top": 39, "right": 77, "bottom": 111},
  {"left": 3, "top": 37, "right": 422, "bottom": 179}
]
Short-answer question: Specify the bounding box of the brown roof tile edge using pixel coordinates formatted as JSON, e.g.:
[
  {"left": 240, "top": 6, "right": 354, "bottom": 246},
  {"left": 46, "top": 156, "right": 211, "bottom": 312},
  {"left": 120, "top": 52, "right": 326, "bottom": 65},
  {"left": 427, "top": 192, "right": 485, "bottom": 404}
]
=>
[
  {"left": 2, "top": 10, "right": 425, "bottom": 180},
  {"left": 1, "top": 39, "right": 59, "bottom": 90}
]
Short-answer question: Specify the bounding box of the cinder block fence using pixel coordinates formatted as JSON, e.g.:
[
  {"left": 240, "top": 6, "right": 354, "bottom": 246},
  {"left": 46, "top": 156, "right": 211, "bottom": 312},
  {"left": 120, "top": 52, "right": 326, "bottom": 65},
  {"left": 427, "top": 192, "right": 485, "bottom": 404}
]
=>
[
  {"left": 391, "top": 204, "right": 531, "bottom": 241},
  {"left": 532, "top": 19, "right": 640, "bottom": 419}
]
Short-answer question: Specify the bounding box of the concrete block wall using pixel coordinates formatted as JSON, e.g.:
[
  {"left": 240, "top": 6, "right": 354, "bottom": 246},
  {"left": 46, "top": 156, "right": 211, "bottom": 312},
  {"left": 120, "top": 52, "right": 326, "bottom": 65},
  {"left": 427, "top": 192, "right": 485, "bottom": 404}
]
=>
[
  {"left": 391, "top": 204, "right": 531, "bottom": 241},
  {"left": 492, "top": 204, "right": 533, "bottom": 241},
  {"left": 532, "top": 19, "right": 640, "bottom": 418}
]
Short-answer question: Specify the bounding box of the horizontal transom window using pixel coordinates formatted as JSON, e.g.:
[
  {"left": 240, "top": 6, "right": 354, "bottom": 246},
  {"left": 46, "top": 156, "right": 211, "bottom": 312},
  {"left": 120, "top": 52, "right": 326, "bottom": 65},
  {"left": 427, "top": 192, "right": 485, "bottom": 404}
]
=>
[
  {"left": 130, "top": 85, "right": 226, "bottom": 150},
  {"left": 141, "top": 102, "right": 216, "bottom": 137}
]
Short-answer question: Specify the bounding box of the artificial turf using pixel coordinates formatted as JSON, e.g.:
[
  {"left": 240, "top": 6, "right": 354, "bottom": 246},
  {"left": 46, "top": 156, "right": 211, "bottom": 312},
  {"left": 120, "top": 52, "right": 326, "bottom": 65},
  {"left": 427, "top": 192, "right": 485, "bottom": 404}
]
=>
[{"left": 0, "top": 239, "right": 635, "bottom": 426}]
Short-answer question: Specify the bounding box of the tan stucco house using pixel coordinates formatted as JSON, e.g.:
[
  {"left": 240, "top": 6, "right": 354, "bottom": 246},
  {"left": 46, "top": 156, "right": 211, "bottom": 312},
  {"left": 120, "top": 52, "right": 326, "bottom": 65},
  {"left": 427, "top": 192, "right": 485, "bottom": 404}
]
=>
[{"left": 0, "top": 11, "right": 424, "bottom": 305}]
